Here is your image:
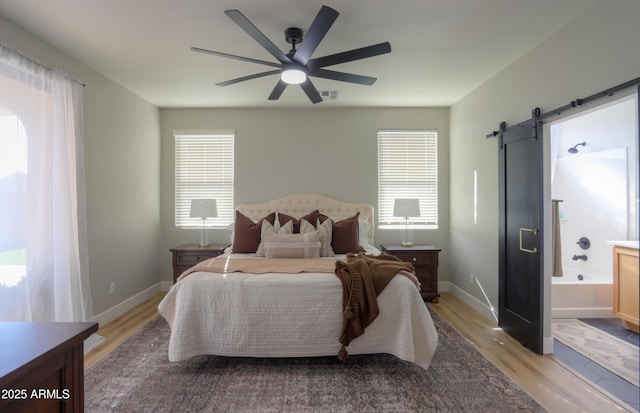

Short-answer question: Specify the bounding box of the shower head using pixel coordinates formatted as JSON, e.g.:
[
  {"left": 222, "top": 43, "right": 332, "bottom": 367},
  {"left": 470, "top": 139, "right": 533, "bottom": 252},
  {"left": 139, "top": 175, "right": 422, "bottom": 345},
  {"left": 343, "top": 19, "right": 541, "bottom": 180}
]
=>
[{"left": 568, "top": 142, "right": 586, "bottom": 153}]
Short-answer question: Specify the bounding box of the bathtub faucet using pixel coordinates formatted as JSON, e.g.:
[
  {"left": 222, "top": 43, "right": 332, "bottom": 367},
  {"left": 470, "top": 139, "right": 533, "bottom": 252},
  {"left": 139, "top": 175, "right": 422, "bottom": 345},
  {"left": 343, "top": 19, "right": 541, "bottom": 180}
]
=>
[{"left": 572, "top": 254, "right": 588, "bottom": 261}]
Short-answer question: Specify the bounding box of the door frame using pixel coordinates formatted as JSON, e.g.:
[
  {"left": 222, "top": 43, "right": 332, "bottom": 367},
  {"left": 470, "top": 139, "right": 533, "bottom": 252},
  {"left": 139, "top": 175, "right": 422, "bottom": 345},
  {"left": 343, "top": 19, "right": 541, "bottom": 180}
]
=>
[
  {"left": 489, "top": 80, "right": 640, "bottom": 355},
  {"left": 541, "top": 87, "right": 640, "bottom": 354},
  {"left": 541, "top": 122, "right": 554, "bottom": 354}
]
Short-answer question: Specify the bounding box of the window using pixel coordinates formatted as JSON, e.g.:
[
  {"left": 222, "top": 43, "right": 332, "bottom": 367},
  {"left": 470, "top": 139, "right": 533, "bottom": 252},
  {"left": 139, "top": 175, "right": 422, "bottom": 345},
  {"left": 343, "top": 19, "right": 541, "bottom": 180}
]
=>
[
  {"left": 174, "top": 131, "right": 234, "bottom": 228},
  {"left": 0, "top": 111, "right": 28, "bottom": 287},
  {"left": 378, "top": 130, "right": 438, "bottom": 229},
  {"left": 1, "top": 44, "right": 91, "bottom": 322}
]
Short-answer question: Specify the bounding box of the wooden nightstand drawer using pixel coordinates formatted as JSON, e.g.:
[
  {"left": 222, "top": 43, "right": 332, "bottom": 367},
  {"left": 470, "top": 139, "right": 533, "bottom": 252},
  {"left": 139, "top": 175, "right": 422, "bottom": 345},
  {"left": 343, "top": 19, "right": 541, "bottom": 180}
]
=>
[
  {"left": 393, "top": 252, "right": 435, "bottom": 264},
  {"left": 170, "top": 244, "right": 228, "bottom": 283},
  {"left": 381, "top": 244, "right": 441, "bottom": 303},
  {"left": 177, "top": 253, "right": 212, "bottom": 264}
]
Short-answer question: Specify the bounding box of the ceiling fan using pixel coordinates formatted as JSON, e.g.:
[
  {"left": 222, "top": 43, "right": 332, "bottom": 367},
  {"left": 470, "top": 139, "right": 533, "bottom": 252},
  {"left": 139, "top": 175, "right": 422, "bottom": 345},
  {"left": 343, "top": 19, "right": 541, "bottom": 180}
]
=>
[{"left": 191, "top": 5, "right": 391, "bottom": 104}]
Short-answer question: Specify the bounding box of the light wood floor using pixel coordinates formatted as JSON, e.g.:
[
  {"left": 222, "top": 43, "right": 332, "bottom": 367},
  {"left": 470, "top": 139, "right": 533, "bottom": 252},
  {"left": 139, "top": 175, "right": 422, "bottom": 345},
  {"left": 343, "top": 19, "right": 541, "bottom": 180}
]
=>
[
  {"left": 84, "top": 292, "right": 164, "bottom": 368},
  {"left": 85, "top": 291, "right": 632, "bottom": 412}
]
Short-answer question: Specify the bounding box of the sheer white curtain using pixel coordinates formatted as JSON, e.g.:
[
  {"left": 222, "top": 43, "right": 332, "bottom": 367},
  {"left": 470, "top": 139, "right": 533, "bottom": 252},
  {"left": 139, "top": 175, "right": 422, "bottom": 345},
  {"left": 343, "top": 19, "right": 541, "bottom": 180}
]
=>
[{"left": 0, "top": 43, "right": 93, "bottom": 322}]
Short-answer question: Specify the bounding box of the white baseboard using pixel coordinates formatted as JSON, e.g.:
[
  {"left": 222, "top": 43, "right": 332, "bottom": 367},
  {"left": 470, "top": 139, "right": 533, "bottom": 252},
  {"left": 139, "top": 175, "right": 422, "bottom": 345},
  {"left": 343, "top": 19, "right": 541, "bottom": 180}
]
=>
[
  {"left": 438, "top": 281, "right": 450, "bottom": 293},
  {"left": 445, "top": 282, "right": 498, "bottom": 325},
  {"left": 93, "top": 283, "right": 163, "bottom": 326},
  {"left": 445, "top": 282, "right": 559, "bottom": 354},
  {"left": 551, "top": 307, "right": 613, "bottom": 319}
]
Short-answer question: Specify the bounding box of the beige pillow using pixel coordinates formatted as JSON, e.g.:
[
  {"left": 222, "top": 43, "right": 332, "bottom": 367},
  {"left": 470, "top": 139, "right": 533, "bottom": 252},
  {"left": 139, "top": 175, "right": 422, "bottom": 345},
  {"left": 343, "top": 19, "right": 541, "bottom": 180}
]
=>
[
  {"left": 256, "top": 219, "right": 293, "bottom": 257},
  {"left": 300, "top": 218, "right": 334, "bottom": 257},
  {"left": 264, "top": 232, "right": 321, "bottom": 258}
]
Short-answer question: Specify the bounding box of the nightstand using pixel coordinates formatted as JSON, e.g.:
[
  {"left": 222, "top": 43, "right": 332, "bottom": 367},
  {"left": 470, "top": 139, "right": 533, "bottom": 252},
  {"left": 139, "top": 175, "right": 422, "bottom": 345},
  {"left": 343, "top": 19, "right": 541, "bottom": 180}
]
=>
[
  {"left": 380, "top": 244, "right": 441, "bottom": 302},
  {"left": 170, "top": 244, "right": 228, "bottom": 283}
]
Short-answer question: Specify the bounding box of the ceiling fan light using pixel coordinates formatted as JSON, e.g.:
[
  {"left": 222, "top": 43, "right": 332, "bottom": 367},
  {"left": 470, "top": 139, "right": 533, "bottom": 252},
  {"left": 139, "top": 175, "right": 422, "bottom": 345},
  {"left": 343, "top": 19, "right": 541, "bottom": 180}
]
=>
[{"left": 281, "top": 68, "right": 306, "bottom": 84}]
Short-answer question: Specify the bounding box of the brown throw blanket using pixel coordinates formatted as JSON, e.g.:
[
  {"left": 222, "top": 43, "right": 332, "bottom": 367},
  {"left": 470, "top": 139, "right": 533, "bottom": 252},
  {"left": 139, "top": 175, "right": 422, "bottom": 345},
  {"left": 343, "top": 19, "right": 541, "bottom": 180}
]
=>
[{"left": 334, "top": 252, "right": 416, "bottom": 362}]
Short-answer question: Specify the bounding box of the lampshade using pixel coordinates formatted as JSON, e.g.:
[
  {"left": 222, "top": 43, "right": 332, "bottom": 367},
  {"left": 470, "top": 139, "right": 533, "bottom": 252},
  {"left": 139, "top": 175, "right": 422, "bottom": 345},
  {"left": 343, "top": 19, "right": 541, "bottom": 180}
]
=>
[
  {"left": 393, "top": 198, "right": 420, "bottom": 218},
  {"left": 189, "top": 199, "right": 218, "bottom": 218},
  {"left": 281, "top": 66, "right": 307, "bottom": 84}
]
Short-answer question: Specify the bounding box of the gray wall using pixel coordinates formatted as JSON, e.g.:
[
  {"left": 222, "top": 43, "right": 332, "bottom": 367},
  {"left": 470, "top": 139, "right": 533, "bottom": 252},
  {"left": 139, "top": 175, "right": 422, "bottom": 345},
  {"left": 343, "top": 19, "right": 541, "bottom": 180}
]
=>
[
  {"left": 3, "top": 0, "right": 639, "bottom": 323},
  {"left": 0, "top": 14, "right": 162, "bottom": 316},
  {"left": 449, "top": 0, "right": 640, "bottom": 314},
  {"left": 160, "top": 107, "right": 450, "bottom": 283}
]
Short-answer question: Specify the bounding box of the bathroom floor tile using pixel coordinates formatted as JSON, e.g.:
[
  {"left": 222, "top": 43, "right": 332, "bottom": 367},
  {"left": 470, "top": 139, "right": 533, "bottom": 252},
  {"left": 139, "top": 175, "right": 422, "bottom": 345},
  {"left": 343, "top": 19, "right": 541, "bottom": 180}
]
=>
[
  {"left": 580, "top": 318, "right": 640, "bottom": 347},
  {"left": 553, "top": 338, "right": 639, "bottom": 411},
  {"left": 596, "top": 377, "right": 640, "bottom": 406}
]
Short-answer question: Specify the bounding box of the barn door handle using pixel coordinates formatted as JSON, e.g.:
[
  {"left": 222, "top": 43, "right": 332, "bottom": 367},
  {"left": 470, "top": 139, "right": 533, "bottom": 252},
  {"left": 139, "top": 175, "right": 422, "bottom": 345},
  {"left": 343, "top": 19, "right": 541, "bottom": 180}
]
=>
[{"left": 519, "top": 227, "right": 539, "bottom": 254}]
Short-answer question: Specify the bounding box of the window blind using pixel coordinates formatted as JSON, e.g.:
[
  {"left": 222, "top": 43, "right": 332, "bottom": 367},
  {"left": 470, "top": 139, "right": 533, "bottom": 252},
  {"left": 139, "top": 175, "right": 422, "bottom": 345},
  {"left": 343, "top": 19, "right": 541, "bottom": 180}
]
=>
[
  {"left": 175, "top": 131, "right": 234, "bottom": 228},
  {"left": 378, "top": 130, "right": 438, "bottom": 229}
]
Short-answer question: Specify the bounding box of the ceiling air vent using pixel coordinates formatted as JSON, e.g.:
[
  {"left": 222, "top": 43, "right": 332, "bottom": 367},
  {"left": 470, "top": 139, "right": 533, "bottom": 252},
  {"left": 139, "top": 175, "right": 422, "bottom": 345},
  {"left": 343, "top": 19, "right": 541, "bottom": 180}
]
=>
[{"left": 320, "top": 90, "right": 339, "bottom": 100}]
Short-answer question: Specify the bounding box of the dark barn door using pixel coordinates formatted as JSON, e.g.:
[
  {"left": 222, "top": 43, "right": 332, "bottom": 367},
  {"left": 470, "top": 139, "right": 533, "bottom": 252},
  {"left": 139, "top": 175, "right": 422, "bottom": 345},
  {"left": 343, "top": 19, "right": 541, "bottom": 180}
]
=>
[{"left": 497, "top": 114, "right": 544, "bottom": 354}]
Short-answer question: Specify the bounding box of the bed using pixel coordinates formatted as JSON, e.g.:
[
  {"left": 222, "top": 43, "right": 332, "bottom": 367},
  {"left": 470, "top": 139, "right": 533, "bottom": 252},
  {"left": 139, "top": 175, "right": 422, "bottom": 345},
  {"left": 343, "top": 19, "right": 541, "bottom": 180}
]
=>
[{"left": 158, "top": 194, "right": 438, "bottom": 370}]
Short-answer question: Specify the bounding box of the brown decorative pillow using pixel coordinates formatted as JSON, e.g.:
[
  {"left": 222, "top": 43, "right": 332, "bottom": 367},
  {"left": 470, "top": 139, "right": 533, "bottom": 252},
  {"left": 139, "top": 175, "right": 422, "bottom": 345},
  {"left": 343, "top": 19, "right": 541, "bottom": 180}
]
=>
[
  {"left": 264, "top": 232, "right": 321, "bottom": 258},
  {"left": 319, "top": 212, "right": 364, "bottom": 254},
  {"left": 277, "top": 210, "right": 319, "bottom": 233},
  {"left": 232, "top": 210, "right": 276, "bottom": 253}
]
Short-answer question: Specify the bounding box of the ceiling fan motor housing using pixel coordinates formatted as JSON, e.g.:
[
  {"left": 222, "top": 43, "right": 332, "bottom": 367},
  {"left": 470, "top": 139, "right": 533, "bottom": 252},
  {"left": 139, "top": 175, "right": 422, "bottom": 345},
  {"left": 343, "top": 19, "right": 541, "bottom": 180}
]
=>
[{"left": 285, "top": 27, "right": 304, "bottom": 45}]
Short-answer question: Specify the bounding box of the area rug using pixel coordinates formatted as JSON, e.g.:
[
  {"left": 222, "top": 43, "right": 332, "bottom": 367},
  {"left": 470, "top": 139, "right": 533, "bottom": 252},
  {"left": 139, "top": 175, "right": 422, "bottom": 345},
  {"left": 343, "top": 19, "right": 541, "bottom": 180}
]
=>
[
  {"left": 552, "top": 319, "right": 639, "bottom": 387},
  {"left": 85, "top": 310, "right": 546, "bottom": 413}
]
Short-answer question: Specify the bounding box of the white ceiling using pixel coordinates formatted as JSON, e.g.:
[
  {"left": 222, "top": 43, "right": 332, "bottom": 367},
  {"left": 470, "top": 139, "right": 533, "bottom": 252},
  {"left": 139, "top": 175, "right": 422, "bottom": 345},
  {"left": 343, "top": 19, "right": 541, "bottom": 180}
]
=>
[{"left": 0, "top": 0, "right": 598, "bottom": 108}]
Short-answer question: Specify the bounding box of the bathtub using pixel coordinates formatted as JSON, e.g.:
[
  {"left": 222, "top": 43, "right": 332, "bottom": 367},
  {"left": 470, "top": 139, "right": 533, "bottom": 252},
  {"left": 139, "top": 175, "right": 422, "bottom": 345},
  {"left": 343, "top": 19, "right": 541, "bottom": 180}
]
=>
[{"left": 551, "top": 269, "right": 613, "bottom": 318}]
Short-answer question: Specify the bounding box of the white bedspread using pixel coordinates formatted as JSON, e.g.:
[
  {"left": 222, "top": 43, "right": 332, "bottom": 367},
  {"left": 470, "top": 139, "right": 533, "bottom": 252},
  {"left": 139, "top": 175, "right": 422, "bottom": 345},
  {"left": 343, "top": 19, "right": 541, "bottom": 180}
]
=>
[{"left": 158, "top": 255, "right": 438, "bottom": 370}]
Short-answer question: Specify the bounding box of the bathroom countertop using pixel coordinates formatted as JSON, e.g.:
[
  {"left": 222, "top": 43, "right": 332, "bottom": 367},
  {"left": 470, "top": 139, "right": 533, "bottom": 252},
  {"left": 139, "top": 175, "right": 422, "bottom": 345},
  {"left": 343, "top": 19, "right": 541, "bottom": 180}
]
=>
[{"left": 607, "top": 240, "right": 640, "bottom": 249}]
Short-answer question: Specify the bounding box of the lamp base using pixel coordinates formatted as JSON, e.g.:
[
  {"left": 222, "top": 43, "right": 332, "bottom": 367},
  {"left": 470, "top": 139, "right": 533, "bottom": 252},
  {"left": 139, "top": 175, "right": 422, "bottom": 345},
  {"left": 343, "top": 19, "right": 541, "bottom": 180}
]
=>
[
  {"left": 401, "top": 218, "right": 413, "bottom": 248},
  {"left": 199, "top": 220, "right": 209, "bottom": 248}
]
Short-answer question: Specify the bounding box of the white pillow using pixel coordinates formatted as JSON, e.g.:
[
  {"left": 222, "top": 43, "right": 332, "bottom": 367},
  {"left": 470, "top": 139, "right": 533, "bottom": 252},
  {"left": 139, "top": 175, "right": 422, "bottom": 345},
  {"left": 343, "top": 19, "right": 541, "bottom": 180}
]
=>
[
  {"left": 300, "top": 218, "right": 334, "bottom": 257},
  {"left": 256, "top": 219, "right": 293, "bottom": 257},
  {"left": 264, "top": 232, "right": 321, "bottom": 258},
  {"left": 358, "top": 217, "right": 371, "bottom": 248}
]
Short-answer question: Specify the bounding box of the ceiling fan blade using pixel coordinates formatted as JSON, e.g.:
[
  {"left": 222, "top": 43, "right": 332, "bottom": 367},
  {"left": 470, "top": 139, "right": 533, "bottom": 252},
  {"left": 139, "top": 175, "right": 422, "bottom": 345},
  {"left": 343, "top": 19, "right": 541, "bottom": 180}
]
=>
[
  {"left": 300, "top": 79, "right": 323, "bottom": 104},
  {"left": 308, "top": 42, "right": 391, "bottom": 69},
  {"left": 308, "top": 68, "right": 377, "bottom": 85},
  {"left": 268, "top": 80, "right": 288, "bottom": 100},
  {"left": 191, "top": 47, "right": 280, "bottom": 68},
  {"left": 225, "top": 9, "right": 291, "bottom": 64},
  {"left": 292, "top": 5, "right": 339, "bottom": 65},
  {"left": 216, "top": 70, "right": 281, "bottom": 87}
]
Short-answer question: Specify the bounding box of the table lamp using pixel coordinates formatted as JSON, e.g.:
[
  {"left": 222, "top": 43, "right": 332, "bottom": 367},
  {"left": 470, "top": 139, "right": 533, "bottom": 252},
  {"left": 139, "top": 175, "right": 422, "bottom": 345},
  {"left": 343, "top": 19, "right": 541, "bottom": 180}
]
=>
[
  {"left": 190, "top": 199, "right": 217, "bottom": 247},
  {"left": 393, "top": 198, "right": 420, "bottom": 247}
]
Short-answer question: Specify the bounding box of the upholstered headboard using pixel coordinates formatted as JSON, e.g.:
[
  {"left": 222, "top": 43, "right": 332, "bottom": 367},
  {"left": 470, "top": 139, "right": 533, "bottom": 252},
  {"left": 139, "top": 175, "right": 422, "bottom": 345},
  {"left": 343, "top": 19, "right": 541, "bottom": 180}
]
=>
[{"left": 236, "top": 193, "right": 375, "bottom": 245}]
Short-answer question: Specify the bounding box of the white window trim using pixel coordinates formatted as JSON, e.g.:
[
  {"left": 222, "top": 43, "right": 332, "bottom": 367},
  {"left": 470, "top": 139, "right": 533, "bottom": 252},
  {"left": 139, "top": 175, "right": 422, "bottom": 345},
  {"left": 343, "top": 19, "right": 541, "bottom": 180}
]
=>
[
  {"left": 174, "top": 130, "right": 234, "bottom": 229},
  {"left": 378, "top": 129, "right": 438, "bottom": 229}
]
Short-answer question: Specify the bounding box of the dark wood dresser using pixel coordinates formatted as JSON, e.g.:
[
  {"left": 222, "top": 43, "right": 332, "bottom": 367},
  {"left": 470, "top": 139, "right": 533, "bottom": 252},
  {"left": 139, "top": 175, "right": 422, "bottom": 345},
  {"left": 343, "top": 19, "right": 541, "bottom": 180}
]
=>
[
  {"left": 381, "top": 244, "right": 441, "bottom": 302},
  {"left": 170, "top": 243, "right": 228, "bottom": 283},
  {"left": 0, "top": 321, "right": 98, "bottom": 413}
]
